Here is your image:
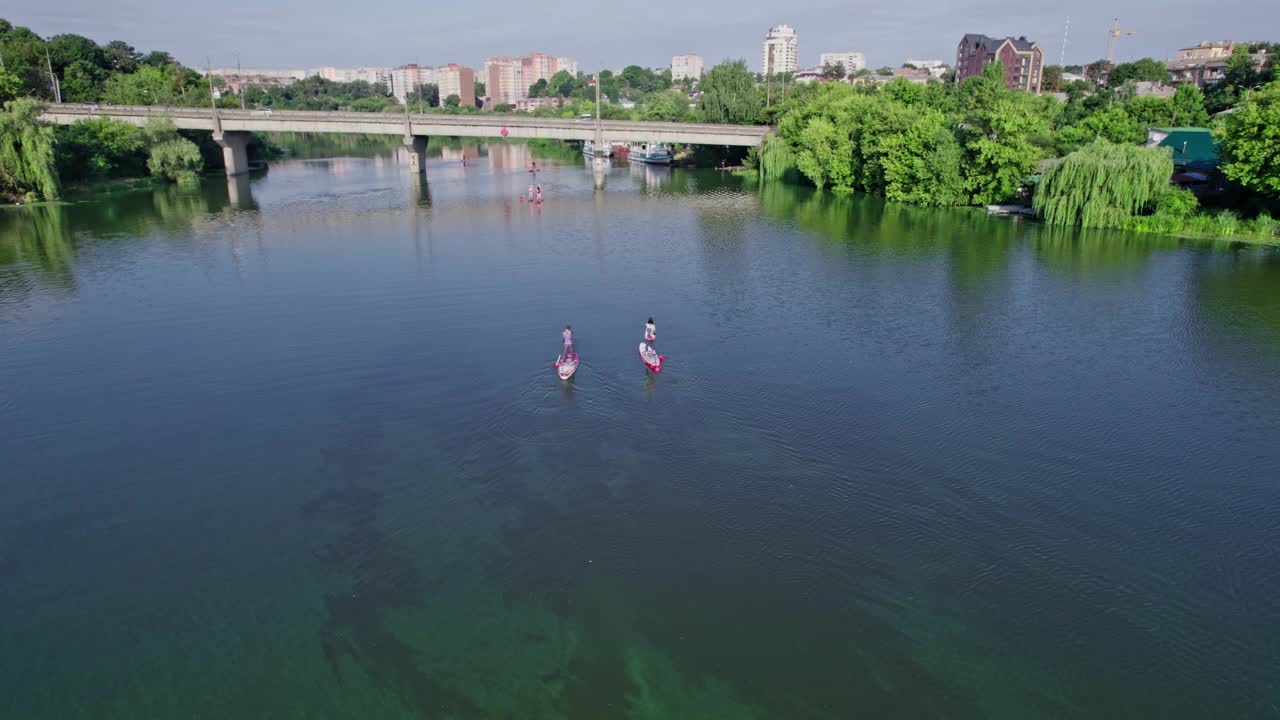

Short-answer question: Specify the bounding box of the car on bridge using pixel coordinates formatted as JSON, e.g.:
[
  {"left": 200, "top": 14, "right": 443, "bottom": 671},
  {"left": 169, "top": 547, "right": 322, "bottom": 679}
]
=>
[{"left": 255, "top": 108, "right": 273, "bottom": 115}]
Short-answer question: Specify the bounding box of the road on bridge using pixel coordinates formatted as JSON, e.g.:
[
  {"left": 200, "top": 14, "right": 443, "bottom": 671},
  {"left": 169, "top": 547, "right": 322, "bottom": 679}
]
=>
[{"left": 37, "top": 104, "right": 772, "bottom": 147}]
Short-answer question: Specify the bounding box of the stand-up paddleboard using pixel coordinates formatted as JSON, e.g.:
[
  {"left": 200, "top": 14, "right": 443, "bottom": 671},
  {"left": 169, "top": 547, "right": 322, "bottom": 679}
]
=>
[
  {"left": 556, "top": 352, "right": 579, "bottom": 380},
  {"left": 638, "top": 342, "right": 663, "bottom": 372}
]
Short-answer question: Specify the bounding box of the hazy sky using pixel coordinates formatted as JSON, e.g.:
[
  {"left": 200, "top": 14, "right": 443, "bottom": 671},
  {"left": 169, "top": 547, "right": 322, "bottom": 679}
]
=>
[{"left": 7, "top": 1, "right": 1272, "bottom": 72}]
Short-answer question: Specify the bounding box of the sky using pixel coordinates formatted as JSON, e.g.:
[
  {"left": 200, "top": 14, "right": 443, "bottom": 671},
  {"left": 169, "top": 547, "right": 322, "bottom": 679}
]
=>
[{"left": 6, "top": 1, "right": 1272, "bottom": 73}]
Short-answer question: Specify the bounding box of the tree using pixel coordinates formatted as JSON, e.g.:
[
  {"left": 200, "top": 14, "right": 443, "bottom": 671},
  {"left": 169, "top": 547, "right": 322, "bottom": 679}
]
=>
[
  {"left": 56, "top": 117, "right": 146, "bottom": 180},
  {"left": 875, "top": 66, "right": 893, "bottom": 76},
  {"left": 1042, "top": 65, "right": 1064, "bottom": 92},
  {"left": 1085, "top": 60, "right": 1113, "bottom": 85},
  {"left": 1108, "top": 58, "right": 1170, "bottom": 87},
  {"left": 0, "top": 99, "right": 61, "bottom": 201},
  {"left": 1170, "top": 84, "right": 1210, "bottom": 126},
  {"left": 962, "top": 95, "right": 1048, "bottom": 205},
  {"left": 1033, "top": 140, "right": 1173, "bottom": 227},
  {"left": 640, "top": 90, "right": 689, "bottom": 122},
  {"left": 527, "top": 78, "right": 549, "bottom": 97},
  {"left": 493, "top": 102, "right": 513, "bottom": 112},
  {"left": 61, "top": 60, "right": 105, "bottom": 102},
  {"left": 474, "top": 80, "right": 485, "bottom": 97},
  {"left": 103, "top": 40, "right": 141, "bottom": 73},
  {"left": 698, "top": 59, "right": 759, "bottom": 124},
  {"left": 549, "top": 69, "right": 576, "bottom": 97},
  {"left": 142, "top": 117, "right": 202, "bottom": 182},
  {"left": 46, "top": 33, "right": 106, "bottom": 76},
  {"left": 141, "top": 51, "right": 175, "bottom": 68},
  {"left": 0, "top": 66, "right": 23, "bottom": 102},
  {"left": 103, "top": 65, "right": 178, "bottom": 105},
  {"left": 444, "top": 93, "right": 460, "bottom": 107},
  {"left": 1217, "top": 80, "right": 1280, "bottom": 197},
  {"left": 820, "top": 62, "right": 846, "bottom": 81}
]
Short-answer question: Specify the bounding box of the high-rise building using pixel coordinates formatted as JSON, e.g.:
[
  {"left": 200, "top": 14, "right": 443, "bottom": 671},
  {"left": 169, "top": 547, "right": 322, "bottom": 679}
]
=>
[
  {"left": 556, "top": 56, "right": 578, "bottom": 77},
  {"left": 486, "top": 56, "right": 526, "bottom": 104},
  {"left": 671, "top": 54, "right": 704, "bottom": 82},
  {"left": 955, "top": 34, "right": 1043, "bottom": 93},
  {"left": 437, "top": 64, "right": 476, "bottom": 107},
  {"left": 391, "top": 64, "right": 435, "bottom": 103},
  {"left": 521, "top": 53, "right": 557, "bottom": 85},
  {"left": 762, "top": 25, "right": 798, "bottom": 74},
  {"left": 817, "top": 52, "right": 865, "bottom": 73}
]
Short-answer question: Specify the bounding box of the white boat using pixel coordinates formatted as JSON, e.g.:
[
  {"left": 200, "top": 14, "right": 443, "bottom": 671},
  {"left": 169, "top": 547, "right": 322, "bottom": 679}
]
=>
[
  {"left": 628, "top": 143, "right": 673, "bottom": 165},
  {"left": 583, "top": 141, "right": 612, "bottom": 157}
]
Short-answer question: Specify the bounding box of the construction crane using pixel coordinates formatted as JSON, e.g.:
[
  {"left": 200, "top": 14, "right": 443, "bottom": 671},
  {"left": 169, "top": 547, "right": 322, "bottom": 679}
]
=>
[{"left": 1106, "top": 18, "right": 1135, "bottom": 63}]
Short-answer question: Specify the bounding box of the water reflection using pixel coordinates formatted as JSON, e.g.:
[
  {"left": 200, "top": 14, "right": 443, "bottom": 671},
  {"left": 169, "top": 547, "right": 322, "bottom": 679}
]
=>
[
  {"left": 628, "top": 162, "right": 671, "bottom": 191},
  {"left": 226, "top": 174, "right": 257, "bottom": 211}
]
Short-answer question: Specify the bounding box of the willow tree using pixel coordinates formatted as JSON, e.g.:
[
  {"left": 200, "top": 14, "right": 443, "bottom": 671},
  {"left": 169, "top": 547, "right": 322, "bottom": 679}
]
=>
[
  {"left": 0, "top": 99, "right": 61, "bottom": 201},
  {"left": 1033, "top": 139, "right": 1173, "bottom": 228}
]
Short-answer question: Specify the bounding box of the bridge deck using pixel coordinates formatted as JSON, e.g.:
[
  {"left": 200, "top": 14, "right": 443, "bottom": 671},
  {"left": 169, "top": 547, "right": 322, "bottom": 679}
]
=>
[{"left": 37, "top": 105, "right": 771, "bottom": 146}]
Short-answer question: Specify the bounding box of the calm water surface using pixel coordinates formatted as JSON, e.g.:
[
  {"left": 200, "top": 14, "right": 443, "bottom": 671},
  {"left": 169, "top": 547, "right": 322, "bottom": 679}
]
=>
[{"left": 2, "top": 142, "right": 1279, "bottom": 719}]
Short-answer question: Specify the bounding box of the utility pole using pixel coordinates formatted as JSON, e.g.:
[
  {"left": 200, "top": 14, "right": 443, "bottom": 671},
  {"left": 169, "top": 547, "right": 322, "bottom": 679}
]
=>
[
  {"left": 207, "top": 56, "right": 221, "bottom": 135},
  {"left": 1106, "top": 18, "right": 1135, "bottom": 64},
  {"left": 416, "top": 57, "right": 423, "bottom": 114},
  {"left": 594, "top": 73, "right": 603, "bottom": 152},
  {"left": 236, "top": 52, "right": 245, "bottom": 109},
  {"left": 44, "top": 46, "right": 61, "bottom": 103}
]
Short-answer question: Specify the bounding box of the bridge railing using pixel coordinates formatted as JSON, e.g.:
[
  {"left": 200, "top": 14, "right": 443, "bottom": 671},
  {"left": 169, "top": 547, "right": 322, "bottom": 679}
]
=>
[{"left": 38, "top": 104, "right": 772, "bottom": 138}]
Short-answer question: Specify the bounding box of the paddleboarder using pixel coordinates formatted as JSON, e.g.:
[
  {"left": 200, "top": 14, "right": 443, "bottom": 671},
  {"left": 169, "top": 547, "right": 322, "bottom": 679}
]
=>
[{"left": 562, "top": 324, "right": 574, "bottom": 357}]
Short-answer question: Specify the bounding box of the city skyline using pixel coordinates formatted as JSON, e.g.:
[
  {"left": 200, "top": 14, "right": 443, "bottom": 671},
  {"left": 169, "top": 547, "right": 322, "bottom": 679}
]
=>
[{"left": 5, "top": 2, "right": 1275, "bottom": 74}]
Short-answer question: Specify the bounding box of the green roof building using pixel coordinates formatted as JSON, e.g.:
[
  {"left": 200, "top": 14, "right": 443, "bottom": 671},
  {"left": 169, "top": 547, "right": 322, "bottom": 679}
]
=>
[{"left": 1145, "top": 127, "right": 1220, "bottom": 171}]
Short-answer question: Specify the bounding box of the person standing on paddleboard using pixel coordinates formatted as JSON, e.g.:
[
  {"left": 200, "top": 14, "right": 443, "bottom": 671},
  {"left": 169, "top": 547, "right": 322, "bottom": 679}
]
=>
[
  {"left": 536, "top": 185, "right": 543, "bottom": 204},
  {"left": 562, "top": 324, "right": 574, "bottom": 358},
  {"left": 644, "top": 317, "right": 656, "bottom": 351}
]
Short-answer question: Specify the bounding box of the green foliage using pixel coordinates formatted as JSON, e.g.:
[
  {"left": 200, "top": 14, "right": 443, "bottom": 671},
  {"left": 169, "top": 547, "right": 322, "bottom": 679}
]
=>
[
  {"left": 1171, "top": 85, "right": 1211, "bottom": 127},
  {"left": 1033, "top": 140, "right": 1173, "bottom": 227},
  {"left": 640, "top": 90, "right": 691, "bottom": 122},
  {"left": 618, "top": 65, "right": 669, "bottom": 96},
  {"left": 1042, "top": 65, "right": 1063, "bottom": 92},
  {"left": 142, "top": 118, "right": 202, "bottom": 182},
  {"left": 1152, "top": 186, "right": 1199, "bottom": 217},
  {"left": 698, "top": 60, "right": 759, "bottom": 124},
  {"left": 1217, "top": 80, "right": 1280, "bottom": 197},
  {"left": 443, "top": 94, "right": 460, "bottom": 108},
  {"left": 0, "top": 65, "right": 22, "bottom": 102},
  {"left": 0, "top": 98, "right": 61, "bottom": 201},
  {"left": 962, "top": 95, "right": 1048, "bottom": 205},
  {"left": 103, "top": 65, "right": 180, "bottom": 105},
  {"left": 56, "top": 117, "right": 146, "bottom": 181},
  {"left": 1107, "top": 58, "right": 1170, "bottom": 87}
]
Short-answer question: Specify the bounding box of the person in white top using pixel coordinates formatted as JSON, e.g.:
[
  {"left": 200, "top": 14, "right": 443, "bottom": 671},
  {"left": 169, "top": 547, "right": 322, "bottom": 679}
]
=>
[{"left": 644, "top": 317, "right": 656, "bottom": 352}]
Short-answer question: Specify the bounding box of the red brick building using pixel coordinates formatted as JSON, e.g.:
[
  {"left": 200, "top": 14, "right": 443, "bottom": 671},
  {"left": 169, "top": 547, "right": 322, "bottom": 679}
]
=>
[{"left": 955, "top": 34, "right": 1044, "bottom": 93}]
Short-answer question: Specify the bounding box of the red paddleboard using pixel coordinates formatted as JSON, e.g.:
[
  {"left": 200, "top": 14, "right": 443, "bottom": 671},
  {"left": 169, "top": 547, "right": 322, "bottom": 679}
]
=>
[
  {"left": 638, "top": 342, "right": 662, "bottom": 372},
  {"left": 556, "top": 352, "right": 578, "bottom": 380}
]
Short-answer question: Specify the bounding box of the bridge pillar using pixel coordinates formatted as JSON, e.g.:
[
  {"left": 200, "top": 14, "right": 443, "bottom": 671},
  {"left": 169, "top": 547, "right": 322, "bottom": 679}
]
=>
[
  {"left": 403, "top": 135, "right": 429, "bottom": 174},
  {"left": 215, "top": 131, "right": 252, "bottom": 177}
]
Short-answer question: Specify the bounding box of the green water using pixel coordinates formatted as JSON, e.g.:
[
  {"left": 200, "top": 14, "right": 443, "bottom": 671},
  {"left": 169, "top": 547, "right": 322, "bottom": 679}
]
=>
[{"left": 2, "top": 143, "right": 1279, "bottom": 718}]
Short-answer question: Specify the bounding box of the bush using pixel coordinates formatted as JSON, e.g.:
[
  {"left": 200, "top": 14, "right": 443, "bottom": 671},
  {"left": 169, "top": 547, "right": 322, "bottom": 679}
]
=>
[
  {"left": 1152, "top": 187, "right": 1199, "bottom": 218},
  {"left": 147, "top": 139, "right": 203, "bottom": 183}
]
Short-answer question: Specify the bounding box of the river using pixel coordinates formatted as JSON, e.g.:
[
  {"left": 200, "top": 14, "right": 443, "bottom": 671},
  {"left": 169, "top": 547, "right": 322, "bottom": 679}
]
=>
[{"left": 2, "top": 140, "right": 1279, "bottom": 719}]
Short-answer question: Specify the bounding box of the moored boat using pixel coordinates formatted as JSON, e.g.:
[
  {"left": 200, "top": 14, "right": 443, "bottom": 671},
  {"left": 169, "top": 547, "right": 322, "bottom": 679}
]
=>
[
  {"left": 627, "top": 143, "right": 673, "bottom": 165},
  {"left": 583, "top": 141, "right": 613, "bottom": 158}
]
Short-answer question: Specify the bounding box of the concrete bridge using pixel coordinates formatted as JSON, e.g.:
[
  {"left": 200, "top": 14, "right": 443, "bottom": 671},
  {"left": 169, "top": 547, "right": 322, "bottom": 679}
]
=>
[{"left": 37, "top": 104, "right": 771, "bottom": 178}]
